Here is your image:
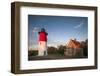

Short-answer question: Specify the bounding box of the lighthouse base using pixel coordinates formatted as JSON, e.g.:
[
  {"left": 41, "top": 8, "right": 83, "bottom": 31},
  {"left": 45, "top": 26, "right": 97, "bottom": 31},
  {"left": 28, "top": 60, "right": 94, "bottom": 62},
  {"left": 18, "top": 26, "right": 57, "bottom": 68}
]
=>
[
  {"left": 38, "top": 41, "right": 48, "bottom": 56},
  {"left": 38, "top": 50, "right": 48, "bottom": 56}
]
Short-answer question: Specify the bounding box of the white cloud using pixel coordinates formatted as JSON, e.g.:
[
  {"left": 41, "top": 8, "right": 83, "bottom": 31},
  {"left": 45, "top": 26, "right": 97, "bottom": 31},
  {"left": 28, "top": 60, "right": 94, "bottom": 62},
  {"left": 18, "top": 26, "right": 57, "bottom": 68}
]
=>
[
  {"left": 28, "top": 44, "right": 38, "bottom": 50},
  {"left": 32, "top": 27, "right": 40, "bottom": 33}
]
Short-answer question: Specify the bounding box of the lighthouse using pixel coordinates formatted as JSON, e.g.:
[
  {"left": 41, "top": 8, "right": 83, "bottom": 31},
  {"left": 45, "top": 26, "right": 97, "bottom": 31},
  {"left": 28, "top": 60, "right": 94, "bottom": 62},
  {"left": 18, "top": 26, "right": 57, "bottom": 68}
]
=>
[{"left": 38, "top": 28, "right": 48, "bottom": 56}]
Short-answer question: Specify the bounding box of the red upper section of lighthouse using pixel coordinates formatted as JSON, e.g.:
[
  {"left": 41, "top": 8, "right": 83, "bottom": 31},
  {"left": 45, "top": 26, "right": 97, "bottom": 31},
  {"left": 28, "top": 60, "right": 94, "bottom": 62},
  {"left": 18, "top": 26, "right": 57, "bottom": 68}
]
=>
[{"left": 38, "top": 32, "right": 48, "bottom": 41}]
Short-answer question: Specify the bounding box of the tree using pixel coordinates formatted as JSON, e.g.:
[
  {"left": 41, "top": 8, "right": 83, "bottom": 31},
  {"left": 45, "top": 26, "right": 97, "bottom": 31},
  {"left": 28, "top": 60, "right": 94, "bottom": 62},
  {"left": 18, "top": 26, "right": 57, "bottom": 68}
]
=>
[
  {"left": 57, "top": 45, "right": 66, "bottom": 56},
  {"left": 80, "top": 39, "right": 88, "bottom": 57},
  {"left": 47, "top": 46, "right": 57, "bottom": 55}
]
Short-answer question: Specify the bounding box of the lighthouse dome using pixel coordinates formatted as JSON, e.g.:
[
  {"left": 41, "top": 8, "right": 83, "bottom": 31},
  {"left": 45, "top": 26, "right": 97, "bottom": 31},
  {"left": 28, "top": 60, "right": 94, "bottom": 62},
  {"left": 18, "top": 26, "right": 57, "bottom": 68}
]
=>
[{"left": 41, "top": 28, "right": 45, "bottom": 32}]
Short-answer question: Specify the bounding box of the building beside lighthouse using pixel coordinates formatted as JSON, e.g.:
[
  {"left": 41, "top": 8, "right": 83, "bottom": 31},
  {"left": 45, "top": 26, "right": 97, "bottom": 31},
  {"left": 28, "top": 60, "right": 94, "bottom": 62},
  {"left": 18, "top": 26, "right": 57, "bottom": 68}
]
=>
[
  {"left": 38, "top": 28, "right": 48, "bottom": 56},
  {"left": 65, "top": 39, "right": 83, "bottom": 57}
]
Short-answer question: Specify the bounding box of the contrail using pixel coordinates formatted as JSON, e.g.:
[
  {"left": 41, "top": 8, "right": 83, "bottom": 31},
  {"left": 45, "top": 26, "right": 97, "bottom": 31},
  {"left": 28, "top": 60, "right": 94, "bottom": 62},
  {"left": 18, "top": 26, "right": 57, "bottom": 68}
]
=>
[{"left": 74, "top": 21, "right": 84, "bottom": 29}]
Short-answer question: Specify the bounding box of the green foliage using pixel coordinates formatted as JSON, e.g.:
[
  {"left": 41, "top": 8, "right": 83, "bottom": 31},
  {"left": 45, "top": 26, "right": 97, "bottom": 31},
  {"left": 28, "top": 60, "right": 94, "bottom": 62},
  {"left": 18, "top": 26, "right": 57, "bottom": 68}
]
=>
[
  {"left": 28, "top": 50, "right": 38, "bottom": 56},
  {"left": 47, "top": 45, "right": 66, "bottom": 56},
  {"left": 57, "top": 45, "right": 66, "bottom": 56}
]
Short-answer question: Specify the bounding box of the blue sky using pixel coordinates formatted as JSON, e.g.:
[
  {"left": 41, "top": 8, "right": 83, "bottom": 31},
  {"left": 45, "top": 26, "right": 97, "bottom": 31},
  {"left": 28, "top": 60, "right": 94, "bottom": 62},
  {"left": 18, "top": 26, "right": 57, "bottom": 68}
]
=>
[{"left": 28, "top": 15, "right": 88, "bottom": 50}]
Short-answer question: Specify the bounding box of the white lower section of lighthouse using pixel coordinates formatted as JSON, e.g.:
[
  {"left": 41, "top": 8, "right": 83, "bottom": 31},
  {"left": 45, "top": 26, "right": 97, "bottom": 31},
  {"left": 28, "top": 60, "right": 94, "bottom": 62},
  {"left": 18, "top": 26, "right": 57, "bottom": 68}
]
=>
[{"left": 38, "top": 41, "right": 47, "bottom": 56}]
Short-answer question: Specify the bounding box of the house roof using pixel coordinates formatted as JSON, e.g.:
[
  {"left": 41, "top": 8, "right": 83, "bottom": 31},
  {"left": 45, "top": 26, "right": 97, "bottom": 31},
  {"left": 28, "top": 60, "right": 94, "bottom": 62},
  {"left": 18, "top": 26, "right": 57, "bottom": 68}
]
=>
[{"left": 66, "top": 39, "right": 82, "bottom": 48}]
